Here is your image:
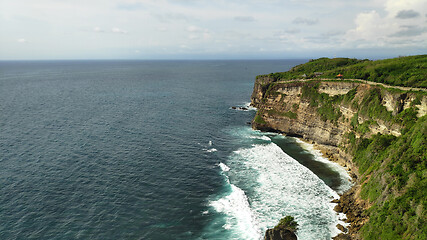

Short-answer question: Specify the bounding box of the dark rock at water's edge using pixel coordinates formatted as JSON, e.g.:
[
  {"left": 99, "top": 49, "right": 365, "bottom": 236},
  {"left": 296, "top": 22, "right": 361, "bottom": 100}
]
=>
[
  {"left": 333, "top": 233, "right": 352, "bottom": 240},
  {"left": 264, "top": 228, "right": 297, "bottom": 240},
  {"left": 332, "top": 187, "right": 367, "bottom": 239},
  {"left": 231, "top": 106, "right": 249, "bottom": 111},
  {"left": 336, "top": 224, "right": 348, "bottom": 233}
]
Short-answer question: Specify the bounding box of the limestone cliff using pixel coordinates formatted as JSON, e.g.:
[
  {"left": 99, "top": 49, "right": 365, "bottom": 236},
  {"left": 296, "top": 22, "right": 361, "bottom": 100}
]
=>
[
  {"left": 251, "top": 76, "right": 427, "bottom": 239},
  {"left": 251, "top": 78, "right": 425, "bottom": 171}
]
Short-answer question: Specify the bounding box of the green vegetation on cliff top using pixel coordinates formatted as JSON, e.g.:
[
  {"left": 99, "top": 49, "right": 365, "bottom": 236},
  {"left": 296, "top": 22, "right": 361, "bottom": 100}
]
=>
[{"left": 258, "top": 55, "right": 427, "bottom": 88}]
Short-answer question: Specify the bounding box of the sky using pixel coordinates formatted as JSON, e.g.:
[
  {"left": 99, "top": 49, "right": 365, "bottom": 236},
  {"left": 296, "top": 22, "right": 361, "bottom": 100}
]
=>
[{"left": 1, "top": 0, "right": 426, "bottom": 60}]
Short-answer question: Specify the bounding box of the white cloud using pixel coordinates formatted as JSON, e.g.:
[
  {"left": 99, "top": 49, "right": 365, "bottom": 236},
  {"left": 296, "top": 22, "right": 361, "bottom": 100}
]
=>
[
  {"left": 202, "top": 32, "right": 211, "bottom": 40},
  {"left": 111, "top": 27, "right": 128, "bottom": 34},
  {"left": 188, "top": 34, "right": 199, "bottom": 40},
  {"left": 234, "top": 16, "right": 255, "bottom": 22},
  {"left": 344, "top": 0, "right": 427, "bottom": 48},
  {"left": 17, "top": 38, "right": 27, "bottom": 43},
  {"left": 116, "top": 2, "right": 143, "bottom": 11},
  {"left": 186, "top": 25, "right": 211, "bottom": 41},
  {"left": 186, "top": 26, "right": 202, "bottom": 32},
  {"left": 292, "top": 17, "right": 318, "bottom": 25},
  {"left": 1, "top": 0, "right": 426, "bottom": 59},
  {"left": 346, "top": 11, "right": 390, "bottom": 41},
  {"left": 93, "top": 27, "right": 103, "bottom": 32}
]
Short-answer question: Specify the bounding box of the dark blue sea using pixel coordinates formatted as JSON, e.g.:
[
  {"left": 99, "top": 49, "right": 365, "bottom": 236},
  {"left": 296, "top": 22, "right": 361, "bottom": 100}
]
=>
[{"left": 0, "top": 60, "right": 351, "bottom": 240}]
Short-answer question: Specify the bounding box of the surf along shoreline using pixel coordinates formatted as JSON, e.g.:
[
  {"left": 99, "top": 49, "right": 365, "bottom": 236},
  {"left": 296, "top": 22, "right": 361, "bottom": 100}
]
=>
[
  {"left": 300, "top": 138, "right": 369, "bottom": 240},
  {"left": 246, "top": 98, "right": 363, "bottom": 239},
  {"left": 274, "top": 133, "right": 366, "bottom": 239},
  {"left": 261, "top": 131, "right": 368, "bottom": 239}
]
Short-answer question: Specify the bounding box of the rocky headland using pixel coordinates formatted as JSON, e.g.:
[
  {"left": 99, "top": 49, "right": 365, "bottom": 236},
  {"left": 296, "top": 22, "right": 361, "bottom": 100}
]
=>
[{"left": 250, "top": 56, "right": 427, "bottom": 240}]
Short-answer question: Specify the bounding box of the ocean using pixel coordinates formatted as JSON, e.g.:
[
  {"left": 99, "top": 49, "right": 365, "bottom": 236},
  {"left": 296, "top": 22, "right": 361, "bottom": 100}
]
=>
[{"left": 0, "top": 60, "right": 351, "bottom": 240}]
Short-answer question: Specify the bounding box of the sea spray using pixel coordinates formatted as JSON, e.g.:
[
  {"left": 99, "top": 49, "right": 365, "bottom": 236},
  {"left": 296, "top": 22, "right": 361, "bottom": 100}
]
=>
[{"left": 208, "top": 162, "right": 261, "bottom": 239}]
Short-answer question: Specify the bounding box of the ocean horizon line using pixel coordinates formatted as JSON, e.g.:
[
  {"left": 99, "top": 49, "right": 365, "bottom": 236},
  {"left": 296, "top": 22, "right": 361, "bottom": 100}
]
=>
[{"left": 0, "top": 58, "right": 312, "bottom": 62}]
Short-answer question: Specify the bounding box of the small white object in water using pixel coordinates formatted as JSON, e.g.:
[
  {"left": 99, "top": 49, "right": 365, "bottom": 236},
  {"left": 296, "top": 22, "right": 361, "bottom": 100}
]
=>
[{"left": 207, "top": 148, "right": 217, "bottom": 153}]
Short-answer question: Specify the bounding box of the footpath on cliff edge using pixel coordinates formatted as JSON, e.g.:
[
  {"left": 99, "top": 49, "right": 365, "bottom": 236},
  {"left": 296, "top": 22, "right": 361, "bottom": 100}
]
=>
[{"left": 275, "top": 78, "right": 427, "bottom": 92}]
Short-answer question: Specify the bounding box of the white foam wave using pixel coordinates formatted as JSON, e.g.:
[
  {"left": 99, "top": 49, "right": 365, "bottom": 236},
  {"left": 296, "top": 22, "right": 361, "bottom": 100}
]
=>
[
  {"left": 229, "top": 142, "right": 343, "bottom": 240},
  {"left": 244, "top": 102, "right": 257, "bottom": 111},
  {"left": 219, "top": 162, "right": 230, "bottom": 172},
  {"left": 206, "top": 148, "right": 217, "bottom": 153},
  {"left": 294, "top": 138, "right": 352, "bottom": 194},
  {"left": 210, "top": 184, "right": 261, "bottom": 239},
  {"left": 209, "top": 127, "right": 349, "bottom": 239},
  {"left": 249, "top": 135, "right": 271, "bottom": 141}
]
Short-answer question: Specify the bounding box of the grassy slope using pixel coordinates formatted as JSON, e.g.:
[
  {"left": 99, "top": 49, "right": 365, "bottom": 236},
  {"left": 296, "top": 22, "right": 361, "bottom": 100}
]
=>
[
  {"left": 298, "top": 83, "right": 426, "bottom": 240},
  {"left": 259, "top": 55, "right": 427, "bottom": 88},
  {"left": 354, "top": 116, "right": 426, "bottom": 240},
  {"left": 348, "top": 91, "right": 426, "bottom": 240}
]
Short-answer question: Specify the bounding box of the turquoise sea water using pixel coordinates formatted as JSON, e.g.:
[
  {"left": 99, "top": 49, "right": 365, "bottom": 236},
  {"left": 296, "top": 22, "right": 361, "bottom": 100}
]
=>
[{"left": 0, "top": 60, "right": 350, "bottom": 239}]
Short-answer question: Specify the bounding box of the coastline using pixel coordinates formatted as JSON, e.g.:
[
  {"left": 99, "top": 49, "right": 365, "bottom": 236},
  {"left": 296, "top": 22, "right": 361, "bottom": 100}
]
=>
[
  {"left": 214, "top": 126, "right": 350, "bottom": 240},
  {"left": 277, "top": 134, "right": 368, "bottom": 240},
  {"left": 251, "top": 56, "right": 426, "bottom": 240},
  {"left": 308, "top": 140, "right": 369, "bottom": 240},
  {"left": 272, "top": 133, "right": 367, "bottom": 239}
]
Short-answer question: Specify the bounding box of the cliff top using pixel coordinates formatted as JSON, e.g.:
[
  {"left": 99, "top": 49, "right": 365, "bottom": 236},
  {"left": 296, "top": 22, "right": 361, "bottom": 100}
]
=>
[{"left": 257, "top": 55, "right": 427, "bottom": 88}]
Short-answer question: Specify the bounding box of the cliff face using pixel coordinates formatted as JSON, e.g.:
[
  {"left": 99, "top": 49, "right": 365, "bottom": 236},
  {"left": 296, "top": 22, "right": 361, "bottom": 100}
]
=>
[
  {"left": 251, "top": 77, "right": 425, "bottom": 171},
  {"left": 253, "top": 80, "right": 357, "bottom": 146}
]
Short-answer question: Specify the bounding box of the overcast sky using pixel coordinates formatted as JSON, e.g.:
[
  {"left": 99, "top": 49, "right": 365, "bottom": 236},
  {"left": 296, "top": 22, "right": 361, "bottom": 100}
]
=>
[{"left": 1, "top": 0, "right": 426, "bottom": 60}]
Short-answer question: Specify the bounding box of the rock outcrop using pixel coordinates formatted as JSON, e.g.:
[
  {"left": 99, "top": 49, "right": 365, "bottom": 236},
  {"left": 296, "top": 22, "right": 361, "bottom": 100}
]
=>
[
  {"left": 264, "top": 228, "right": 297, "bottom": 240},
  {"left": 251, "top": 78, "right": 425, "bottom": 171},
  {"left": 251, "top": 79, "right": 424, "bottom": 144}
]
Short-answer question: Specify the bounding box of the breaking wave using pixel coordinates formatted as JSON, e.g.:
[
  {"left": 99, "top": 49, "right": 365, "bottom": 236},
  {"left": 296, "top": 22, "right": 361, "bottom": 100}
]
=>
[{"left": 206, "top": 127, "right": 351, "bottom": 239}]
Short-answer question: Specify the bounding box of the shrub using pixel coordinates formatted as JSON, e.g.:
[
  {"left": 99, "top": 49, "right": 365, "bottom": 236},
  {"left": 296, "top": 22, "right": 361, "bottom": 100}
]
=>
[
  {"left": 254, "top": 114, "right": 266, "bottom": 124},
  {"left": 274, "top": 216, "right": 298, "bottom": 232}
]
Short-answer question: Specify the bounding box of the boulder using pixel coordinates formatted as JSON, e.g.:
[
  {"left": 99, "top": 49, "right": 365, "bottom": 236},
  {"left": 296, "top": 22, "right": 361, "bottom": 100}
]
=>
[
  {"left": 264, "top": 228, "right": 297, "bottom": 240},
  {"left": 337, "top": 224, "right": 348, "bottom": 233},
  {"left": 332, "top": 233, "right": 352, "bottom": 240}
]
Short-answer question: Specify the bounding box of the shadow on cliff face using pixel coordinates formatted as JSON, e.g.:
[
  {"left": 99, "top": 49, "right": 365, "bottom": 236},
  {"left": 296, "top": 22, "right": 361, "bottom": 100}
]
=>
[{"left": 268, "top": 134, "right": 343, "bottom": 192}]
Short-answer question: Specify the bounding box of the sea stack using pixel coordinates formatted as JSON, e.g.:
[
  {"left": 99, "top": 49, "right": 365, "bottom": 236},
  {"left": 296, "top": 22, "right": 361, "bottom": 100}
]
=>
[{"left": 264, "top": 228, "right": 297, "bottom": 240}]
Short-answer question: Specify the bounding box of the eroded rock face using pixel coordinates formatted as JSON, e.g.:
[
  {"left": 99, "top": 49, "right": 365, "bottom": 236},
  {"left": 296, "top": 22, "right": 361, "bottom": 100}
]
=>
[
  {"left": 264, "top": 228, "right": 297, "bottom": 240},
  {"left": 250, "top": 78, "right": 425, "bottom": 169},
  {"left": 252, "top": 81, "right": 350, "bottom": 146}
]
